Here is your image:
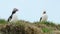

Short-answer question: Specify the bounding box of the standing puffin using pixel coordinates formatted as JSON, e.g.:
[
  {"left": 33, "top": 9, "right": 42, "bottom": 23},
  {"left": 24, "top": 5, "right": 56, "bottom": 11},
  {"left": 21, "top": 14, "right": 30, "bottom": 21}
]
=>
[
  {"left": 40, "top": 11, "right": 48, "bottom": 22},
  {"left": 7, "top": 8, "right": 18, "bottom": 22}
]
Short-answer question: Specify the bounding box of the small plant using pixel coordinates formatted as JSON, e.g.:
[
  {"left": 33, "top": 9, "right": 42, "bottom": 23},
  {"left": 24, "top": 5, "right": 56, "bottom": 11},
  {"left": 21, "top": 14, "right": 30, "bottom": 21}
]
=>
[{"left": 42, "top": 28, "right": 51, "bottom": 33}]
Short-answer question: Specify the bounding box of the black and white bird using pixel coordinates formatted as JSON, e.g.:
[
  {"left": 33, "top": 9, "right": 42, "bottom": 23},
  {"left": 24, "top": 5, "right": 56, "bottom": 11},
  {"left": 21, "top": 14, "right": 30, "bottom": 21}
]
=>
[
  {"left": 7, "top": 8, "right": 18, "bottom": 22},
  {"left": 40, "top": 11, "right": 48, "bottom": 22}
]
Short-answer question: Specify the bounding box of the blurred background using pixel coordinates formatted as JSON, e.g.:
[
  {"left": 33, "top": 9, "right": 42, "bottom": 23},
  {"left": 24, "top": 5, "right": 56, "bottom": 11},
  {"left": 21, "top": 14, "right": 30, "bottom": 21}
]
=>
[{"left": 0, "top": 0, "right": 60, "bottom": 24}]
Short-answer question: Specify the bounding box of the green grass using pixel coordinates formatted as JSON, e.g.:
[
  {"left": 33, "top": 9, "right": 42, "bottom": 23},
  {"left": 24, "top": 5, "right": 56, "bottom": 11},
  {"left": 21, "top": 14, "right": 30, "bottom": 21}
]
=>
[
  {"left": 40, "top": 21, "right": 56, "bottom": 26},
  {"left": 0, "top": 19, "right": 7, "bottom": 24},
  {"left": 33, "top": 21, "right": 56, "bottom": 27},
  {"left": 42, "top": 28, "right": 51, "bottom": 33}
]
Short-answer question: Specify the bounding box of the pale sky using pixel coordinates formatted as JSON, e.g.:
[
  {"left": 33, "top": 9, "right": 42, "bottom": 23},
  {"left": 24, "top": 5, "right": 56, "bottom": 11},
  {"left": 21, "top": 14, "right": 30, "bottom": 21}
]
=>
[{"left": 0, "top": 0, "right": 60, "bottom": 24}]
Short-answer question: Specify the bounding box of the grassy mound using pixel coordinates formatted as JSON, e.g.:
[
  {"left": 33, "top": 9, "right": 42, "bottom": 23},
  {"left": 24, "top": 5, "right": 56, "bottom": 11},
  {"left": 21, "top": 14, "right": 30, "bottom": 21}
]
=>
[{"left": 0, "top": 19, "right": 60, "bottom": 34}]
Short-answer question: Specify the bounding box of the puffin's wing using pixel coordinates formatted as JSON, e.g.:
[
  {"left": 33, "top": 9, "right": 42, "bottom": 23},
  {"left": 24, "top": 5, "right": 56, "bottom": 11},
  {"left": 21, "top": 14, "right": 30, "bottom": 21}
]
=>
[
  {"left": 40, "top": 17, "right": 42, "bottom": 21},
  {"left": 7, "top": 15, "right": 12, "bottom": 22}
]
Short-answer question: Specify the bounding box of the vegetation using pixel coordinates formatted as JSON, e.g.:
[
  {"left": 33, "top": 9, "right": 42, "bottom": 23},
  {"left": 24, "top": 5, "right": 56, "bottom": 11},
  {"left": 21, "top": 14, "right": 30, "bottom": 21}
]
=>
[
  {"left": 0, "top": 19, "right": 60, "bottom": 34},
  {"left": 0, "top": 19, "right": 7, "bottom": 24}
]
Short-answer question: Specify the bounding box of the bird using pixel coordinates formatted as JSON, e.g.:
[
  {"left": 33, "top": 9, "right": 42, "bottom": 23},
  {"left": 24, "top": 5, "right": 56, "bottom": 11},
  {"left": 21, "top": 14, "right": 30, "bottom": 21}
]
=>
[
  {"left": 7, "top": 8, "right": 18, "bottom": 22},
  {"left": 40, "top": 11, "right": 48, "bottom": 22}
]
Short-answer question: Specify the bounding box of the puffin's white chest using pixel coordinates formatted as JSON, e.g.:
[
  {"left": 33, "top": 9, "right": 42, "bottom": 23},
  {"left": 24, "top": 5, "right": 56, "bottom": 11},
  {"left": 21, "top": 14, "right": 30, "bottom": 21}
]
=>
[
  {"left": 10, "top": 14, "right": 18, "bottom": 22},
  {"left": 41, "top": 14, "right": 48, "bottom": 21}
]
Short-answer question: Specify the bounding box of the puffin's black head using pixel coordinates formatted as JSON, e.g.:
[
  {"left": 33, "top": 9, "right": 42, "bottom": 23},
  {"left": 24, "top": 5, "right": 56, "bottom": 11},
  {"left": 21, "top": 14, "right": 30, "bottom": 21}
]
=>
[
  {"left": 13, "top": 8, "right": 18, "bottom": 11},
  {"left": 43, "top": 11, "right": 46, "bottom": 14},
  {"left": 12, "top": 8, "right": 18, "bottom": 15}
]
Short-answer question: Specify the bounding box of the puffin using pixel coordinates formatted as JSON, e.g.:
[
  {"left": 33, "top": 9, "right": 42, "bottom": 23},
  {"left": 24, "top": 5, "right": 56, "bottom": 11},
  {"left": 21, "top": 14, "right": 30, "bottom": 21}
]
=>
[
  {"left": 40, "top": 11, "right": 48, "bottom": 22},
  {"left": 7, "top": 8, "right": 18, "bottom": 22}
]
